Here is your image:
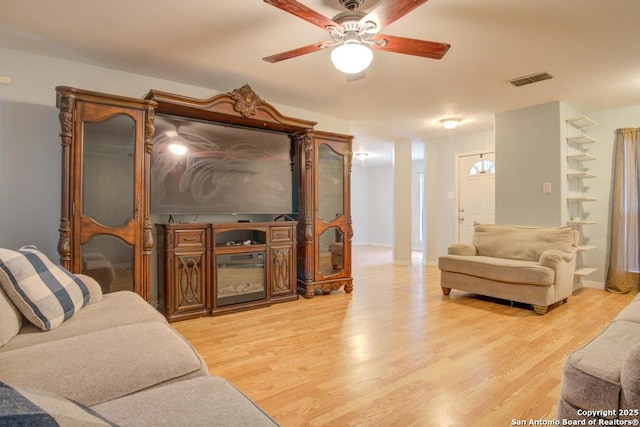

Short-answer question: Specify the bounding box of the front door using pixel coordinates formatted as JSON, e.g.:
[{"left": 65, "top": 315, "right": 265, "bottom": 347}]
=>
[{"left": 457, "top": 152, "right": 496, "bottom": 243}]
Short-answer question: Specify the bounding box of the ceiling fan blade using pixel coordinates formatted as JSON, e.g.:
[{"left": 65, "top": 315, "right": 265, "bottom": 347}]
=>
[
  {"left": 263, "top": 41, "right": 328, "bottom": 63},
  {"left": 360, "top": 0, "right": 429, "bottom": 32},
  {"left": 264, "top": 0, "right": 343, "bottom": 32},
  {"left": 371, "top": 34, "right": 450, "bottom": 59}
]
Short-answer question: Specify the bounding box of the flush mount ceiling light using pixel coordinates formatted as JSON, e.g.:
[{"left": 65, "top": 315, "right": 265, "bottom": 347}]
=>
[
  {"left": 440, "top": 118, "right": 461, "bottom": 130},
  {"left": 354, "top": 152, "right": 369, "bottom": 160}
]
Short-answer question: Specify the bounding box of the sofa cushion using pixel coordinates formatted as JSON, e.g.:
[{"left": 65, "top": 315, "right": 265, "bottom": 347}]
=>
[
  {"left": 438, "top": 255, "right": 555, "bottom": 286},
  {"left": 0, "top": 381, "right": 115, "bottom": 426},
  {"left": 561, "top": 320, "right": 640, "bottom": 412},
  {"left": 0, "top": 321, "right": 208, "bottom": 406},
  {"left": 621, "top": 342, "right": 640, "bottom": 410},
  {"left": 1, "top": 291, "right": 166, "bottom": 353},
  {"left": 92, "top": 376, "right": 278, "bottom": 427},
  {"left": 0, "top": 285, "right": 22, "bottom": 348},
  {"left": 0, "top": 246, "right": 91, "bottom": 331},
  {"left": 472, "top": 224, "right": 576, "bottom": 261},
  {"left": 447, "top": 243, "right": 478, "bottom": 256},
  {"left": 614, "top": 294, "right": 640, "bottom": 323}
]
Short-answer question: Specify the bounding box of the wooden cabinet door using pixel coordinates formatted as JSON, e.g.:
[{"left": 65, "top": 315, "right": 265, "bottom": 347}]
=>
[
  {"left": 172, "top": 249, "right": 209, "bottom": 315},
  {"left": 56, "top": 87, "right": 156, "bottom": 300},
  {"left": 269, "top": 244, "right": 295, "bottom": 300},
  {"left": 296, "top": 131, "right": 353, "bottom": 298},
  {"left": 74, "top": 102, "right": 144, "bottom": 296},
  {"left": 156, "top": 223, "right": 211, "bottom": 322},
  {"left": 268, "top": 224, "right": 296, "bottom": 302}
]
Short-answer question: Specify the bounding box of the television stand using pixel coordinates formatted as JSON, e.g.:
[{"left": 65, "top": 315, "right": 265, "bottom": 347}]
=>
[{"left": 156, "top": 221, "right": 298, "bottom": 321}]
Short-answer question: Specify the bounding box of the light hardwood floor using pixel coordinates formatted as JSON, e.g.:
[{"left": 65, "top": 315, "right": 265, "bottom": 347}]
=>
[{"left": 172, "top": 246, "right": 635, "bottom": 427}]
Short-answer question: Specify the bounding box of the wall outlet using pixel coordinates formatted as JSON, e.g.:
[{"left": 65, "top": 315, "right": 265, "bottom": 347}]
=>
[{"left": 542, "top": 182, "right": 552, "bottom": 194}]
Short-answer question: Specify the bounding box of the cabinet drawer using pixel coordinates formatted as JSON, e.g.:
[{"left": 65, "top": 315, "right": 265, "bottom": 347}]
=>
[
  {"left": 271, "top": 226, "right": 294, "bottom": 243},
  {"left": 175, "top": 230, "right": 206, "bottom": 248}
]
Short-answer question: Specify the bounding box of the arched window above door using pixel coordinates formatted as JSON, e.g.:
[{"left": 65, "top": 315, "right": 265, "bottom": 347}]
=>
[{"left": 469, "top": 159, "right": 495, "bottom": 175}]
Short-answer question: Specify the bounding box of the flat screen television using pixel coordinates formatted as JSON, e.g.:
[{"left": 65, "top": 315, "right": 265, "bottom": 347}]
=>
[{"left": 151, "top": 114, "right": 297, "bottom": 215}]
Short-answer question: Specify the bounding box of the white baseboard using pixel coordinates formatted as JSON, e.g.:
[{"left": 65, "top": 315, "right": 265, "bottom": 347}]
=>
[
  {"left": 581, "top": 280, "right": 605, "bottom": 290},
  {"left": 366, "top": 243, "right": 392, "bottom": 248}
]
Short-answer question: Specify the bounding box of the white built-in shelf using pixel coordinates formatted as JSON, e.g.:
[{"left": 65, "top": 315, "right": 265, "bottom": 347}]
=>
[
  {"left": 565, "top": 113, "right": 598, "bottom": 287},
  {"left": 566, "top": 135, "right": 598, "bottom": 145},
  {"left": 575, "top": 267, "right": 597, "bottom": 277},
  {"left": 567, "top": 170, "right": 597, "bottom": 178},
  {"left": 567, "top": 196, "right": 597, "bottom": 202},
  {"left": 566, "top": 115, "right": 598, "bottom": 130},
  {"left": 567, "top": 153, "right": 598, "bottom": 161}
]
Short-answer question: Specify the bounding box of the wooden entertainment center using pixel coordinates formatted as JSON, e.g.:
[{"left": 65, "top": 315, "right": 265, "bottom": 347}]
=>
[{"left": 56, "top": 84, "right": 353, "bottom": 320}]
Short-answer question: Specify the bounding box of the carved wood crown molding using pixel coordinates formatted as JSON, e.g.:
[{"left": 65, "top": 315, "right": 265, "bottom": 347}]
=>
[
  {"left": 230, "top": 84, "right": 263, "bottom": 118},
  {"left": 144, "top": 84, "right": 317, "bottom": 134}
]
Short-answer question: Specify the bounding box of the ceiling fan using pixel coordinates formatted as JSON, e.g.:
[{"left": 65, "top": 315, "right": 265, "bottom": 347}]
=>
[{"left": 262, "top": 0, "right": 450, "bottom": 74}]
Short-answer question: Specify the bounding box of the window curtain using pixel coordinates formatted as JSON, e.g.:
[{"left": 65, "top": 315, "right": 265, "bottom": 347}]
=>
[{"left": 605, "top": 128, "right": 640, "bottom": 293}]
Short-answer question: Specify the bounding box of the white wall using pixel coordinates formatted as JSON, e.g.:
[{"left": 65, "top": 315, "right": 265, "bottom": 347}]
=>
[
  {"left": 365, "top": 164, "right": 393, "bottom": 246},
  {"left": 412, "top": 159, "right": 425, "bottom": 250},
  {"left": 350, "top": 163, "right": 369, "bottom": 245},
  {"left": 495, "top": 101, "right": 564, "bottom": 226}
]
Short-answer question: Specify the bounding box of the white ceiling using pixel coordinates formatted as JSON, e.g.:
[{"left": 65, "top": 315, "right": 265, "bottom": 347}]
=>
[{"left": 2, "top": 0, "right": 640, "bottom": 166}]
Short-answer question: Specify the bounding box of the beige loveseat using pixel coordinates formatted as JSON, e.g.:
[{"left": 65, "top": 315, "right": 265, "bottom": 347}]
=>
[
  {"left": 0, "top": 246, "right": 277, "bottom": 426},
  {"left": 438, "top": 224, "right": 578, "bottom": 315},
  {"left": 558, "top": 293, "right": 640, "bottom": 423}
]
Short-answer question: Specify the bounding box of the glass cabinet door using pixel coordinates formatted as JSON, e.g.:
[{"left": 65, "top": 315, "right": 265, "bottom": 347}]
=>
[
  {"left": 81, "top": 235, "right": 134, "bottom": 293},
  {"left": 316, "top": 142, "right": 346, "bottom": 278},
  {"left": 317, "top": 143, "right": 344, "bottom": 221},
  {"left": 79, "top": 112, "right": 138, "bottom": 293},
  {"left": 82, "top": 115, "right": 135, "bottom": 226},
  {"left": 318, "top": 227, "right": 344, "bottom": 276}
]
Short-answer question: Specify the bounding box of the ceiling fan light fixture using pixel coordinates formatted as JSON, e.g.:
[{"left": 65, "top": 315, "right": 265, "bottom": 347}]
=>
[
  {"left": 440, "top": 118, "right": 461, "bottom": 130},
  {"left": 330, "top": 41, "right": 373, "bottom": 74}
]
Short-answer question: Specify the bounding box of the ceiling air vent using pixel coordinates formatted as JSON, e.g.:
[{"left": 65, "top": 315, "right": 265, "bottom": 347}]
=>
[{"left": 509, "top": 72, "right": 553, "bottom": 87}]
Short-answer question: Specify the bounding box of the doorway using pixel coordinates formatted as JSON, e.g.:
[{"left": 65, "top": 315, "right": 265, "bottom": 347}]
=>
[{"left": 457, "top": 152, "right": 496, "bottom": 243}]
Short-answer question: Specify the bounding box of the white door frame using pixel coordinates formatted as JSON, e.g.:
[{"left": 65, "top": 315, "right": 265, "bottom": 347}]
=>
[{"left": 454, "top": 150, "right": 495, "bottom": 243}]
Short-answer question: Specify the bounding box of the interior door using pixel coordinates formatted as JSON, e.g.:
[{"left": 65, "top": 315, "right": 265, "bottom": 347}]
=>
[{"left": 457, "top": 152, "right": 496, "bottom": 243}]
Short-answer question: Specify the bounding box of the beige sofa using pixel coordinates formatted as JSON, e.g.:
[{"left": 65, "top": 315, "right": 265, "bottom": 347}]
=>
[
  {"left": 557, "top": 293, "right": 640, "bottom": 423},
  {"left": 438, "top": 224, "right": 578, "bottom": 315},
  {"left": 0, "top": 246, "right": 277, "bottom": 426}
]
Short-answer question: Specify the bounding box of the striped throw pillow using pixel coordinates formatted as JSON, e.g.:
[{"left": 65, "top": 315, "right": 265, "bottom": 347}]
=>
[
  {"left": 0, "top": 246, "right": 90, "bottom": 331},
  {"left": 0, "top": 381, "right": 115, "bottom": 426}
]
